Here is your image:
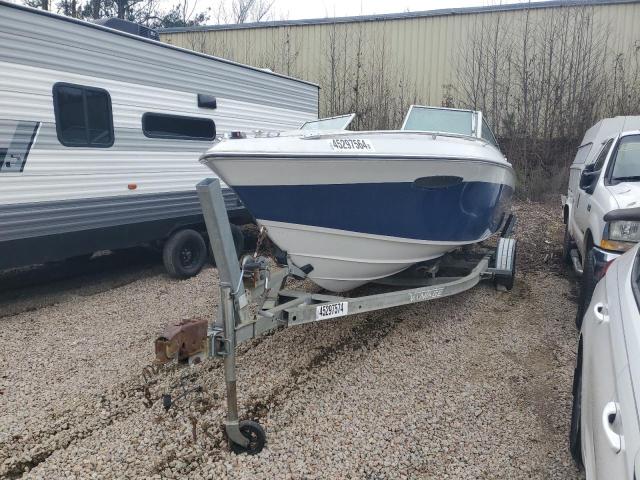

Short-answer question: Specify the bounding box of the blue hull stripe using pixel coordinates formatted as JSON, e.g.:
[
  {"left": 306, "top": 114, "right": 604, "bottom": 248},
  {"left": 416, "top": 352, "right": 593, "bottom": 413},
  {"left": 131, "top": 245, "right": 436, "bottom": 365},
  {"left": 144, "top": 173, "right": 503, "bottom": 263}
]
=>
[{"left": 234, "top": 181, "right": 513, "bottom": 242}]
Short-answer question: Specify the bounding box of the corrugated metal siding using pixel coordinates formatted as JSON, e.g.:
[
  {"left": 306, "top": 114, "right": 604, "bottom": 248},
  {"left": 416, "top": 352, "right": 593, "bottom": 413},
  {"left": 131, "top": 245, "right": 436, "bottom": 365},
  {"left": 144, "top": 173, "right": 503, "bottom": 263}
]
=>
[
  {"left": 0, "top": 59, "right": 315, "bottom": 204},
  {"left": 0, "top": 190, "right": 240, "bottom": 242},
  {"left": 0, "top": 2, "right": 318, "bottom": 113},
  {"left": 161, "top": 2, "right": 640, "bottom": 109},
  {"left": 0, "top": 1, "right": 320, "bottom": 247}
]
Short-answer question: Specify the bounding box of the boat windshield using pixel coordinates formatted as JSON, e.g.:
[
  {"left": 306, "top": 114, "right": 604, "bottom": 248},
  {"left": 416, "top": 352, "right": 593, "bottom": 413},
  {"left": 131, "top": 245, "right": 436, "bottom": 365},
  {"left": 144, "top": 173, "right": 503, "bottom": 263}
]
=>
[
  {"left": 610, "top": 135, "right": 640, "bottom": 183},
  {"left": 402, "top": 106, "right": 474, "bottom": 136},
  {"left": 300, "top": 113, "right": 355, "bottom": 131}
]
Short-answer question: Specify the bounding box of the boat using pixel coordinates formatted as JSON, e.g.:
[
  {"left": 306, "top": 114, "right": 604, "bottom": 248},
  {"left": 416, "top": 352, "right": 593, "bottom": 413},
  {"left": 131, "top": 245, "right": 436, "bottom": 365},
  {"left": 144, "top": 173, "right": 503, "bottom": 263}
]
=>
[{"left": 200, "top": 106, "right": 515, "bottom": 292}]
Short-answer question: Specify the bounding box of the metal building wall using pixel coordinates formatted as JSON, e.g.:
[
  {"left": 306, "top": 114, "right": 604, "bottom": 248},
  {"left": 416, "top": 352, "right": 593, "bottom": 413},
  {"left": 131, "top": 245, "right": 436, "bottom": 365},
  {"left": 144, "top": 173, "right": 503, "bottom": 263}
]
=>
[{"left": 161, "top": 1, "right": 640, "bottom": 113}]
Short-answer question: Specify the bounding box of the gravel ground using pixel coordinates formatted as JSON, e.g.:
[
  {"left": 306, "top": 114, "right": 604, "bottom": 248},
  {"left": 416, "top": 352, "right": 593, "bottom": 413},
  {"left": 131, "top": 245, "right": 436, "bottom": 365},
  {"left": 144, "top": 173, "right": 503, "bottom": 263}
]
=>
[{"left": 0, "top": 200, "right": 584, "bottom": 479}]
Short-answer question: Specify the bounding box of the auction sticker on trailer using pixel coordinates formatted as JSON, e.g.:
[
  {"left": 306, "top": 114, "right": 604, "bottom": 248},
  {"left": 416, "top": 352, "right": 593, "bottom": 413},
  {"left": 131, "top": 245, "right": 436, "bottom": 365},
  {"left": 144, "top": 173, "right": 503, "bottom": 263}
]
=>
[
  {"left": 330, "top": 139, "right": 374, "bottom": 152},
  {"left": 316, "top": 301, "right": 349, "bottom": 320}
]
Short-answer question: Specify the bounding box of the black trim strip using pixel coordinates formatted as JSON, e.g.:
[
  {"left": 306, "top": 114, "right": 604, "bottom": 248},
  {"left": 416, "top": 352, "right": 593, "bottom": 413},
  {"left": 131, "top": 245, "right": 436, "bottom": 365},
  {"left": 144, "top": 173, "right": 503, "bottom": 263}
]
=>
[
  {"left": 0, "top": 120, "right": 40, "bottom": 173},
  {"left": 20, "top": 121, "right": 39, "bottom": 172},
  {"left": 604, "top": 207, "right": 640, "bottom": 222}
]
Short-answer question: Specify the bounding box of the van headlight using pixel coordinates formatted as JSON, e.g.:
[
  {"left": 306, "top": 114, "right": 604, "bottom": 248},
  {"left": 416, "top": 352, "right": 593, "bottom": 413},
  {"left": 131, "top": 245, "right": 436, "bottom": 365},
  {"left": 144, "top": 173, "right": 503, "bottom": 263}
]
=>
[{"left": 601, "top": 221, "right": 640, "bottom": 251}]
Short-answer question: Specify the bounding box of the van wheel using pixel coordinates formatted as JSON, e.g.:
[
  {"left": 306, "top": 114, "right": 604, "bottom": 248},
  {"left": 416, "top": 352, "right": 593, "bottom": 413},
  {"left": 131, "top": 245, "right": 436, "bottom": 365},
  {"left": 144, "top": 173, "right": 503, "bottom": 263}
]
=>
[
  {"left": 576, "top": 249, "right": 596, "bottom": 330},
  {"left": 163, "top": 229, "right": 207, "bottom": 279},
  {"left": 562, "top": 225, "right": 573, "bottom": 265}
]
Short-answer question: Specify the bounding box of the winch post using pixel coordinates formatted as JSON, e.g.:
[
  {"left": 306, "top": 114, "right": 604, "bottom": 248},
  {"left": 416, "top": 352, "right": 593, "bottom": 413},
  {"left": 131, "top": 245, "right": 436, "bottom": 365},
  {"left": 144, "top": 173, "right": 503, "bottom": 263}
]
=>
[
  {"left": 196, "top": 178, "right": 249, "bottom": 449},
  {"left": 196, "top": 178, "right": 246, "bottom": 306}
]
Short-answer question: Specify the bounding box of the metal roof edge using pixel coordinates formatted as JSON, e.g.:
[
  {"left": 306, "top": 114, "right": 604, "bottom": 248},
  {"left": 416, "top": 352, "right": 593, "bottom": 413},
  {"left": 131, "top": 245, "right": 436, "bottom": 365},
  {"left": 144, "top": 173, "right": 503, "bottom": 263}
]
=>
[
  {"left": 158, "top": 0, "right": 640, "bottom": 33},
  {"left": 0, "top": 0, "right": 319, "bottom": 88}
]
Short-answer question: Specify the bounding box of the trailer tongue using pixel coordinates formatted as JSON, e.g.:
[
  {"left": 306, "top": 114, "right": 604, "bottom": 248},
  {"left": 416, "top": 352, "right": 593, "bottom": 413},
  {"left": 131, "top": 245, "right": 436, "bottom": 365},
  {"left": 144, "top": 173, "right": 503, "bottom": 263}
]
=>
[{"left": 153, "top": 178, "right": 517, "bottom": 454}]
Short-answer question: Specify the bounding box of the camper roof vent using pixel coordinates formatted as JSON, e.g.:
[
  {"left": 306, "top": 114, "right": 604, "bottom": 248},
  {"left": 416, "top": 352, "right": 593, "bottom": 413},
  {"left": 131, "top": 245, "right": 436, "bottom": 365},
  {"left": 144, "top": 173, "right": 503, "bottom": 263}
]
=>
[{"left": 94, "top": 18, "right": 160, "bottom": 40}]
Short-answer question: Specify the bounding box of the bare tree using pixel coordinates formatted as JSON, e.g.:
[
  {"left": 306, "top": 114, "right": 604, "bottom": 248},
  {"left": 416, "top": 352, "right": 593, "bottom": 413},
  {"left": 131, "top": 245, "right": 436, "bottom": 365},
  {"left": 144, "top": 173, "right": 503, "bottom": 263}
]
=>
[
  {"left": 23, "top": 0, "right": 49, "bottom": 10},
  {"left": 214, "top": 0, "right": 274, "bottom": 24},
  {"left": 319, "top": 20, "right": 416, "bottom": 130},
  {"left": 454, "top": 4, "right": 632, "bottom": 199}
]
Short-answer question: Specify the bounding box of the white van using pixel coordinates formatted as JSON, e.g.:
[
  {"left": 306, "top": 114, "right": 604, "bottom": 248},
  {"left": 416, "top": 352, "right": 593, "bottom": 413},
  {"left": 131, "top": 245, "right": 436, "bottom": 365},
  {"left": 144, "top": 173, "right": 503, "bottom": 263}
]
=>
[{"left": 562, "top": 116, "right": 640, "bottom": 327}]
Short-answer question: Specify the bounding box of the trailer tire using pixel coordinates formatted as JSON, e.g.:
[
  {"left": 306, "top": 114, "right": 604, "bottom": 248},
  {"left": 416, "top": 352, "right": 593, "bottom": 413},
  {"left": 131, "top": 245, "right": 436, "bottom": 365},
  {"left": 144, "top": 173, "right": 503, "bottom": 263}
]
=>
[
  {"left": 163, "top": 229, "right": 207, "bottom": 279},
  {"left": 209, "top": 224, "right": 245, "bottom": 266},
  {"left": 231, "top": 224, "right": 245, "bottom": 257},
  {"left": 493, "top": 238, "right": 517, "bottom": 291}
]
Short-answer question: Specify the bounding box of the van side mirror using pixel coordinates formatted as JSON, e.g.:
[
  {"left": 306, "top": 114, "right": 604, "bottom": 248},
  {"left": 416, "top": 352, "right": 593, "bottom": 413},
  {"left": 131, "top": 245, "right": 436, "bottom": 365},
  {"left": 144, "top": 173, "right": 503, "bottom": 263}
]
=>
[{"left": 580, "top": 166, "right": 599, "bottom": 193}]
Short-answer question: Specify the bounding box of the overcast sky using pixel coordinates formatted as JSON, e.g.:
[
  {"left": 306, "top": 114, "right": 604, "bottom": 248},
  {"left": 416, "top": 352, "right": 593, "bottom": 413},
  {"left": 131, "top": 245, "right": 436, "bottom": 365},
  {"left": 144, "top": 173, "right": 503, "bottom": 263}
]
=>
[
  {"left": 257, "top": 0, "right": 548, "bottom": 21},
  {"left": 9, "top": 0, "right": 554, "bottom": 23}
]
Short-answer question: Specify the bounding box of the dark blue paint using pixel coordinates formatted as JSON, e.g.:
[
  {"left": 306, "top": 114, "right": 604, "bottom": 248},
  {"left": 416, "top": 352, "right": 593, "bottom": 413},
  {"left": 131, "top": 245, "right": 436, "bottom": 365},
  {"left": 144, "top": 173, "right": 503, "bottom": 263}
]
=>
[{"left": 234, "top": 181, "right": 513, "bottom": 241}]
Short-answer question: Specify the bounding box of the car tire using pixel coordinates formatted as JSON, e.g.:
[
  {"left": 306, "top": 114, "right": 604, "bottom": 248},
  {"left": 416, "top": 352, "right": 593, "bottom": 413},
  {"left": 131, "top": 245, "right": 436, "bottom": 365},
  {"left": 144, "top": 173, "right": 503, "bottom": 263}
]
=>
[
  {"left": 562, "top": 225, "right": 573, "bottom": 265},
  {"left": 569, "top": 343, "right": 584, "bottom": 468},
  {"left": 163, "top": 229, "right": 207, "bottom": 279},
  {"left": 576, "top": 249, "right": 597, "bottom": 330}
]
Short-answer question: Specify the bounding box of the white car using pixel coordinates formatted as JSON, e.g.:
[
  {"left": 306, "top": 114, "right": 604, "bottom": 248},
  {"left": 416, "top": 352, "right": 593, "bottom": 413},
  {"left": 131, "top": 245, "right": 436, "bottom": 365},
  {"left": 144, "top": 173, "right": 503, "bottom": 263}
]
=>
[
  {"left": 563, "top": 116, "right": 640, "bottom": 328},
  {"left": 570, "top": 241, "right": 640, "bottom": 478}
]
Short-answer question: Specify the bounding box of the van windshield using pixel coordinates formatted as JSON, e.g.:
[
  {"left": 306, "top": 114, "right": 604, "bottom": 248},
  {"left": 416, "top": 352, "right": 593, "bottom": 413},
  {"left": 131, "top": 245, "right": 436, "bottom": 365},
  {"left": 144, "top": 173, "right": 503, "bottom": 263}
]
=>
[{"left": 611, "top": 135, "right": 640, "bottom": 182}]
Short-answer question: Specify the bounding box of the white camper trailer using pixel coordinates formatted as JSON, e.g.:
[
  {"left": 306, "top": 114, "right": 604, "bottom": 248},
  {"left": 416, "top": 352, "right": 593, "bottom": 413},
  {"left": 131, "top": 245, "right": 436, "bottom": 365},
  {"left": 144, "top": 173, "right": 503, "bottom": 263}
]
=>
[{"left": 0, "top": 1, "right": 319, "bottom": 277}]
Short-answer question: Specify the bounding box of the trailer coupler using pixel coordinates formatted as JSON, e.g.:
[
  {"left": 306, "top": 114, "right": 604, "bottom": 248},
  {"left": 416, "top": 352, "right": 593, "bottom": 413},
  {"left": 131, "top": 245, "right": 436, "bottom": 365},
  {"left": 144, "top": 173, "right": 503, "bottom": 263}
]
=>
[{"left": 154, "top": 318, "right": 209, "bottom": 364}]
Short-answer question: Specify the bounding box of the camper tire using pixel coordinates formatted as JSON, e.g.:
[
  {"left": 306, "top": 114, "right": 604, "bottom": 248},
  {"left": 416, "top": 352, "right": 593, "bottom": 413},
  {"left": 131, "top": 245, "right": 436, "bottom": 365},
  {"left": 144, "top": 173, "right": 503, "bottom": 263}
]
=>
[{"left": 163, "top": 229, "right": 207, "bottom": 279}]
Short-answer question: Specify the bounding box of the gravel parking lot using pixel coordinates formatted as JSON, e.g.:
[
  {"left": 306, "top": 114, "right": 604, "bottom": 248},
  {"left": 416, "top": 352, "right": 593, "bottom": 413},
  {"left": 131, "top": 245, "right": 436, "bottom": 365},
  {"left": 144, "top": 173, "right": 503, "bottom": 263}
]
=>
[{"left": 0, "top": 200, "right": 584, "bottom": 479}]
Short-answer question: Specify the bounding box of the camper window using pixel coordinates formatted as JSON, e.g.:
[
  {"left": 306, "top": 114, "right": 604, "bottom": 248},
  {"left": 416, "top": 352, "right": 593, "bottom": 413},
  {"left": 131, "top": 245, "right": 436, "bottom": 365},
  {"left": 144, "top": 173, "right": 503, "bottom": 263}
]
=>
[
  {"left": 142, "top": 113, "right": 215, "bottom": 141},
  {"left": 53, "top": 83, "right": 114, "bottom": 148}
]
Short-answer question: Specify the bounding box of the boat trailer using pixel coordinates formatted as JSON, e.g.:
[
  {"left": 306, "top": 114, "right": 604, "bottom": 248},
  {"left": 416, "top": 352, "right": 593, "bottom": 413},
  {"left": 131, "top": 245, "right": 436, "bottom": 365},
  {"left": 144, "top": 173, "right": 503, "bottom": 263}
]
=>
[{"left": 154, "top": 178, "right": 517, "bottom": 454}]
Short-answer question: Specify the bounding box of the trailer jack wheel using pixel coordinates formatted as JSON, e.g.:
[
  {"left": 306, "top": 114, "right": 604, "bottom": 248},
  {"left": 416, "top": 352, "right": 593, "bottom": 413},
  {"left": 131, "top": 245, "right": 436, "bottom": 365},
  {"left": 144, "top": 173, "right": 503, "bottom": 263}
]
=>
[{"left": 229, "top": 420, "right": 266, "bottom": 455}]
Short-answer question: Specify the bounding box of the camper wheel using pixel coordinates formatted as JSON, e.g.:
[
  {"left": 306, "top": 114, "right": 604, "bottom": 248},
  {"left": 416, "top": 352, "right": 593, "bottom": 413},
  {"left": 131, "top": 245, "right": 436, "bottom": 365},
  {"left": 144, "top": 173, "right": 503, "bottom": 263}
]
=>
[{"left": 163, "top": 229, "right": 207, "bottom": 279}]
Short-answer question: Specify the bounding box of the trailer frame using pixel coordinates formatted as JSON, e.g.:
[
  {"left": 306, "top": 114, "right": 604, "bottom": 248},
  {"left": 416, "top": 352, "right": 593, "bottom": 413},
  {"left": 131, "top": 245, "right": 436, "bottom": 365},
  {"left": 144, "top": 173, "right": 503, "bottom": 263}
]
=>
[{"left": 194, "top": 177, "right": 517, "bottom": 454}]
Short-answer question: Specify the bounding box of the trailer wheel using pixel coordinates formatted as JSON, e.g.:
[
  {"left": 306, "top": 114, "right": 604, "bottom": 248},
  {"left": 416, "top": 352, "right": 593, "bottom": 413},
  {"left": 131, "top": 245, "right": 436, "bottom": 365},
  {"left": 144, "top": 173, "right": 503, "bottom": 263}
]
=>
[
  {"left": 230, "top": 420, "right": 266, "bottom": 455},
  {"left": 209, "top": 224, "right": 245, "bottom": 265},
  {"left": 231, "top": 224, "right": 245, "bottom": 257},
  {"left": 163, "top": 229, "right": 207, "bottom": 279},
  {"left": 493, "top": 237, "right": 517, "bottom": 291}
]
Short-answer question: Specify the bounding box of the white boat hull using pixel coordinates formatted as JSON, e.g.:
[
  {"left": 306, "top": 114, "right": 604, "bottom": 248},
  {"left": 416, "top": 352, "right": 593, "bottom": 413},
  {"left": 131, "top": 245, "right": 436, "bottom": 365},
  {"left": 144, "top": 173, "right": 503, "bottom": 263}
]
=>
[
  {"left": 201, "top": 130, "right": 515, "bottom": 292},
  {"left": 262, "top": 220, "right": 471, "bottom": 291}
]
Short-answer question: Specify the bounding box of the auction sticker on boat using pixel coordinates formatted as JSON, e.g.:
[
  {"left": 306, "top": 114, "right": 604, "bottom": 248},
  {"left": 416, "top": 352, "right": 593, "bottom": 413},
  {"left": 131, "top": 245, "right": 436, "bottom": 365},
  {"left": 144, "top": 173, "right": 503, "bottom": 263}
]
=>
[
  {"left": 330, "top": 138, "right": 374, "bottom": 152},
  {"left": 316, "top": 301, "right": 349, "bottom": 320}
]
